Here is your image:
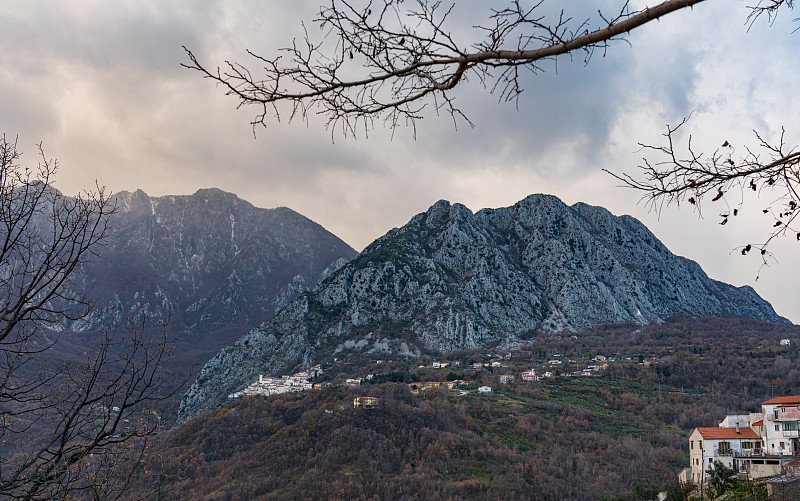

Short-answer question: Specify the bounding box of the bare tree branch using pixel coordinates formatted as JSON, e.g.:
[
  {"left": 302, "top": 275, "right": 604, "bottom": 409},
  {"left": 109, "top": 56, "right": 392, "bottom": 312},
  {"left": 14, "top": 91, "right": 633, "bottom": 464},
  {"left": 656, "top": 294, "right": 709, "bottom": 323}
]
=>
[
  {"left": 183, "top": 0, "right": 707, "bottom": 137},
  {"left": 0, "top": 136, "right": 181, "bottom": 500},
  {"left": 606, "top": 119, "right": 800, "bottom": 275}
]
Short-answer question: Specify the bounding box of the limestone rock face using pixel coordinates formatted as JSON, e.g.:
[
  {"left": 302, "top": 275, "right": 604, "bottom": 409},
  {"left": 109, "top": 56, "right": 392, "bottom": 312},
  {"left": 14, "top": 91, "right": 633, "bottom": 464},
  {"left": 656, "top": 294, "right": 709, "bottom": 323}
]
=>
[
  {"left": 67, "top": 187, "right": 357, "bottom": 347},
  {"left": 178, "top": 194, "right": 787, "bottom": 423}
]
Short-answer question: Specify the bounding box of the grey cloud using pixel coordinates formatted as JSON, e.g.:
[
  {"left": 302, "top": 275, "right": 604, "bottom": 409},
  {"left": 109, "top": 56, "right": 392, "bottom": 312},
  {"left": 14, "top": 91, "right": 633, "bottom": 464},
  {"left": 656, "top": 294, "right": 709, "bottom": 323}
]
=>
[
  {"left": 0, "top": 1, "right": 218, "bottom": 73},
  {"left": 1, "top": 0, "right": 799, "bottom": 322}
]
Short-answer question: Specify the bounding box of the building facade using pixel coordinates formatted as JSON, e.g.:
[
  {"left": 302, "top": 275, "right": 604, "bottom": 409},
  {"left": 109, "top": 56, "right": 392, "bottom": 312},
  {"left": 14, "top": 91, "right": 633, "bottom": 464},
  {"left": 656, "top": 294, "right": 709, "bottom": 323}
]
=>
[
  {"left": 761, "top": 396, "right": 800, "bottom": 456},
  {"left": 686, "top": 396, "right": 800, "bottom": 484},
  {"left": 689, "top": 427, "right": 762, "bottom": 484}
]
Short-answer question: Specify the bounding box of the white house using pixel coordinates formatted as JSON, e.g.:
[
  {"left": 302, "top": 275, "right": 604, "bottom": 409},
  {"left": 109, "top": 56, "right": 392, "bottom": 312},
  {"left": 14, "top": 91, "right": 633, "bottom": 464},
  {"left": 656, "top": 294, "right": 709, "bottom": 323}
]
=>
[
  {"left": 760, "top": 396, "right": 800, "bottom": 456},
  {"left": 719, "top": 415, "right": 751, "bottom": 428},
  {"left": 689, "top": 427, "right": 762, "bottom": 485},
  {"left": 353, "top": 396, "right": 379, "bottom": 409},
  {"left": 478, "top": 386, "right": 492, "bottom": 393},
  {"left": 499, "top": 374, "right": 514, "bottom": 384},
  {"left": 686, "top": 397, "right": 800, "bottom": 484},
  {"left": 780, "top": 339, "right": 791, "bottom": 346}
]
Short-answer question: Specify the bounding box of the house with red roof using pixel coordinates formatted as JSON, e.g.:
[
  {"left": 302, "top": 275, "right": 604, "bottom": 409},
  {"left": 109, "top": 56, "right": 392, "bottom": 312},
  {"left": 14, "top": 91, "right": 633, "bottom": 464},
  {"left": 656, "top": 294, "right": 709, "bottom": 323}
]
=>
[
  {"left": 760, "top": 395, "right": 800, "bottom": 456},
  {"left": 686, "top": 396, "right": 800, "bottom": 485},
  {"left": 688, "top": 426, "right": 762, "bottom": 484}
]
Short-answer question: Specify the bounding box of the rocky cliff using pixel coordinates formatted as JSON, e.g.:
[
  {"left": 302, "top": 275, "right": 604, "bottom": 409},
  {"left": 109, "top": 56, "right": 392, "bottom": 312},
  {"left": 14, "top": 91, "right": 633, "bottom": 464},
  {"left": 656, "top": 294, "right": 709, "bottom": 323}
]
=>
[
  {"left": 65, "top": 187, "right": 357, "bottom": 353},
  {"left": 178, "top": 194, "right": 788, "bottom": 423}
]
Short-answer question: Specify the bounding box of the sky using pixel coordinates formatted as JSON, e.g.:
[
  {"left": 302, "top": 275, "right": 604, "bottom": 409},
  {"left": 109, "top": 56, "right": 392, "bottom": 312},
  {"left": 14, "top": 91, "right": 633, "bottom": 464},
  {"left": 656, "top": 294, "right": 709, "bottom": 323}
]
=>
[{"left": 1, "top": 0, "right": 799, "bottom": 322}]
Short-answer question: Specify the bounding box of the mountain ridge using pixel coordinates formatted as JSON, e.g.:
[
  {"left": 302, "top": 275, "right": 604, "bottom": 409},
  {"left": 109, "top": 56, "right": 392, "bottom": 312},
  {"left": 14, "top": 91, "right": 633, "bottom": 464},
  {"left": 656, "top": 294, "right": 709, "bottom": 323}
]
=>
[
  {"left": 65, "top": 187, "right": 357, "bottom": 338},
  {"left": 177, "top": 193, "right": 787, "bottom": 423}
]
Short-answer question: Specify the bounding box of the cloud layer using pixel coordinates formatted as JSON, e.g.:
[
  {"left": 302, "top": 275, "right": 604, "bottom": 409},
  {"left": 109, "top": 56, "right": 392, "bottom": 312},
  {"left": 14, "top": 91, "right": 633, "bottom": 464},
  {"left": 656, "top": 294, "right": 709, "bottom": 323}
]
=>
[{"left": 2, "top": 0, "right": 798, "bottom": 321}]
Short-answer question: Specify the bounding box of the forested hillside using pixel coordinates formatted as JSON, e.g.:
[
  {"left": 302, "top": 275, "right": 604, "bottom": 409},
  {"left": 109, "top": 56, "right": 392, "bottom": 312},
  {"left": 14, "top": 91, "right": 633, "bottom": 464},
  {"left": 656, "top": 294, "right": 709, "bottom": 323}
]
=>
[{"left": 118, "top": 317, "right": 800, "bottom": 500}]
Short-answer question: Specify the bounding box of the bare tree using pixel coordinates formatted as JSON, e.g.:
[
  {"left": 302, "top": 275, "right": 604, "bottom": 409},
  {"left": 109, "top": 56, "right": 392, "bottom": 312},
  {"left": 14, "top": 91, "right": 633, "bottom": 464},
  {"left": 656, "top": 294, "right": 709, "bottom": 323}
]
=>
[
  {"left": 607, "top": 119, "right": 800, "bottom": 272},
  {"left": 182, "top": 0, "right": 708, "bottom": 137},
  {"left": 183, "top": 0, "right": 797, "bottom": 254},
  {"left": 0, "top": 135, "right": 175, "bottom": 500}
]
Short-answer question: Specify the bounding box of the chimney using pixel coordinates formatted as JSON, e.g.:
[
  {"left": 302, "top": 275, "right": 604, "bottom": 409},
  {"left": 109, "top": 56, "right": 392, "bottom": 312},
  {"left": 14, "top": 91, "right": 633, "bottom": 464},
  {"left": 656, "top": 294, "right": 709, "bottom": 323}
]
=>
[{"left": 736, "top": 422, "right": 740, "bottom": 434}]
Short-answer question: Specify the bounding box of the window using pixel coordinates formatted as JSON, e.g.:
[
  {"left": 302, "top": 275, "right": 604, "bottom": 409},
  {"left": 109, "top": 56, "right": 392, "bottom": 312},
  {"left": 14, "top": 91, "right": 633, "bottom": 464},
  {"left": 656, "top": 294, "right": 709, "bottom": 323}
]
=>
[
  {"left": 742, "top": 441, "right": 754, "bottom": 449},
  {"left": 775, "top": 409, "right": 779, "bottom": 419},
  {"left": 783, "top": 422, "right": 798, "bottom": 431},
  {"left": 719, "top": 441, "right": 732, "bottom": 455},
  {"left": 776, "top": 424, "right": 781, "bottom": 432},
  {"left": 691, "top": 441, "right": 694, "bottom": 450}
]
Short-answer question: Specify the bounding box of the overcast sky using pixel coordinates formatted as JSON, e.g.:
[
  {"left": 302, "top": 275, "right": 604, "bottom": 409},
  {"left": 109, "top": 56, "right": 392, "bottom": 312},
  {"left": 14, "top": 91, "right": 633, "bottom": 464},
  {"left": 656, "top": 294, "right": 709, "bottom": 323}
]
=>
[{"left": 2, "top": 0, "right": 799, "bottom": 322}]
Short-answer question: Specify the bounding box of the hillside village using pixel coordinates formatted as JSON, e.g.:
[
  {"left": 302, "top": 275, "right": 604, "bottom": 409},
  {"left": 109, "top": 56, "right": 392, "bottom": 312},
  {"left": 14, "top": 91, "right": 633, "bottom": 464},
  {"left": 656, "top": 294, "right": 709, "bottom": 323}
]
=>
[
  {"left": 119, "top": 317, "right": 800, "bottom": 500},
  {"left": 228, "top": 332, "right": 796, "bottom": 404},
  {"left": 227, "top": 349, "right": 617, "bottom": 402},
  {"left": 228, "top": 365, "right": 324, "bottom": 398},
  {"left": 221, "top": 325, "right": 800, "bottom": 497}
]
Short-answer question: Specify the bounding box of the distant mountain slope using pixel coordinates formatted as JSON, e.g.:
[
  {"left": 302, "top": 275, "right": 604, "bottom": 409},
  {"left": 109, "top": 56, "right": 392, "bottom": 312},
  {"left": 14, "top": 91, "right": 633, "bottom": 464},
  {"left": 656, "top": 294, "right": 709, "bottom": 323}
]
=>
[
  {"left": 66, "top": 188, "right": 357, "bottom": 340},
  {"left": 178, "top": 194, "right": 787, "bottom": 422}
]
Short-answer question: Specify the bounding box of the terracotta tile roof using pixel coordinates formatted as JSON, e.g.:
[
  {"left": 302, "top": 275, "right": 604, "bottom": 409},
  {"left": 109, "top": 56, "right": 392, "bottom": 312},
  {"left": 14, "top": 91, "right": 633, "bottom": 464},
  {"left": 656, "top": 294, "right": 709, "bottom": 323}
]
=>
[
  {"left": 695, "top": 427, "right": 760, "bottom": 440},
  {"left": 762, "top": 396, "right": 800, "bottom": 405},
  {"left": 752, "top": 420, "right": 764, "bottom": 426}
]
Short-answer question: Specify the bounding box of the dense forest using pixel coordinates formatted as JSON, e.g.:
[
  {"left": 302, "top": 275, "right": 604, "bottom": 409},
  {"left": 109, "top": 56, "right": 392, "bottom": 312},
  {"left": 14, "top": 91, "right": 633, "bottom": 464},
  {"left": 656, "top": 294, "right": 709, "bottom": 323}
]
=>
[{"left": 115, "top": 317, "right": 800, "bottom": 500}]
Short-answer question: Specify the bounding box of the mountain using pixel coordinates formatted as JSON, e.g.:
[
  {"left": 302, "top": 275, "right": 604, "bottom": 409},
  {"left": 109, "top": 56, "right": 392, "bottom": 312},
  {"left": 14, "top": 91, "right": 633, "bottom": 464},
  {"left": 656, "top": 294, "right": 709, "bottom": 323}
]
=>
[
  {"left": 61, "top": 187, "right": 357, "bottom": 373},
  {"left": 177, "top": 194, "right": 787, "bottom": 423}
]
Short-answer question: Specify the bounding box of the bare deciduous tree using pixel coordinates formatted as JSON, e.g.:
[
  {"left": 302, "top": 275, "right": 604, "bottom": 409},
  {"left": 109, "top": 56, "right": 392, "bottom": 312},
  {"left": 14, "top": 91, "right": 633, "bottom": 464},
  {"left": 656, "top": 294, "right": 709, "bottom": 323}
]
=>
[
  {"left": 0, "top": 135, "right": 175, "bottom": 500},
  {"left": 184, "top": 0, "right": 798, "bottom": 255},
  {"left": 607, "top": 119, "right": 800, "bottom": 271},
  {"left": 182, "top": 0, "right": 707, "bottom": 137}
]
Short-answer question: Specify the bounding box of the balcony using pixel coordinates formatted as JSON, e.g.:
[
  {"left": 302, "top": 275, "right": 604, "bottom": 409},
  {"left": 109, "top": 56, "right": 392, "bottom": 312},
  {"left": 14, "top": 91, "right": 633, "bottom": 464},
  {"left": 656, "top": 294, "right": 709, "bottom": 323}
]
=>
[
  {"left": 766, "top": 406, "right": 800, "bottom": 421},
  {"left": 734, "top": 449, "right": 767, "bottom": 458},
  {"left": 713, "top": 444, "right": 765, "bottom": 457},
  {"left": 782, "top": 430, "right": 799, "bottom": 438}
]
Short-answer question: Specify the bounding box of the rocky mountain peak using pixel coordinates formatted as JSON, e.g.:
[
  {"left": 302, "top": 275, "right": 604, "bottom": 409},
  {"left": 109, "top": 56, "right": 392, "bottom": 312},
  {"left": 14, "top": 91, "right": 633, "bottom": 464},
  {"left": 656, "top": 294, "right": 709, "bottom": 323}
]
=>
[
  {"left": 69, "top": 187, "right": 358, "bottom": 341},
  {"left": 177, "top": 193, "right": 788, "bottom": 423}
]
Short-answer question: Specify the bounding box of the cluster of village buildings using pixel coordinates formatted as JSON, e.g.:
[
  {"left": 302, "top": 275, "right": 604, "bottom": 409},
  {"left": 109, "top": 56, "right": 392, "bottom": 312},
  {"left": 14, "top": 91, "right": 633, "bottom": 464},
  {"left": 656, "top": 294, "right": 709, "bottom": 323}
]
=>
[
  {"left": 420, "top": 353, "right": 610, "bottom": 380},
  {"left": 227, "top": 365, "right": 323, "bottom": 399},
  {"left": 225, "top": 343, "right": 800, "bottom": 493},
  {"left": 684, "top": 395, "right": 800, "bottom": 487},
  {"left": 231, "top": 352, "right": 614, "bottom": 401}
]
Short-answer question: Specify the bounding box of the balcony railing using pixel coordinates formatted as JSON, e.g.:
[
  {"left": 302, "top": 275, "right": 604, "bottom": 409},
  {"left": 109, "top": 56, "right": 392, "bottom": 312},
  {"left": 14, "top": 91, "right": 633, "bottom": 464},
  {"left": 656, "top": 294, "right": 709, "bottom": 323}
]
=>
[
  {"left": 734, "top": 449, "right": 765, "bottom": 458},
  {"left": 766, "top": 407, "right": 800, "bottom": 421},
  {"left": 782, "top": 430, "right": 799, "bottom": 438}
]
